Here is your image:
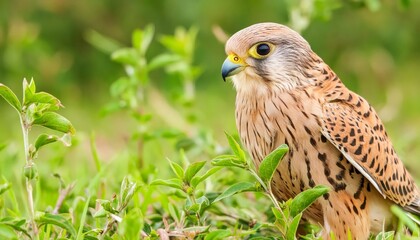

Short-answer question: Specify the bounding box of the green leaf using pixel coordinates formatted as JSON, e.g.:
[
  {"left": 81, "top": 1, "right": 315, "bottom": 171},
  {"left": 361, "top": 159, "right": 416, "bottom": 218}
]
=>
[
  {"left": 184, "top": 160, "right": 206, "bottom": 184},
  {"left": 109, "top": 76, "right": 130, "bottom": 98},
  {"left": 179, "top": 148, "right": 191, "bottom": 166},
  {"left": 92, "top": 207, "right": 107, "bottom": 218},
  {"left": 197, "top": 196, "right": 210, "bottom": 215},
  {"left": 286, "top": 213, "right": 302, "bottom": 240},
  {"left": 272, "top": 206, "right": 288, "bottom": 230},
  {"left": 26, "top": 78, "right": 36, "bottom": 93},
  {"left": 248, "top": 237, "right": 275, "bottom": 240},
  {"left": 168, "top": 159, "right": 184, "bottom": 180},
  {"left": 119, "top": 177, "right": 138, "bottom": 204},
  {"left": 224, "top": 132, "right": 246, "bottom": 163},
  {"left": 111, "top": 48, "right": 138, "bottom": 65},
  {"left": 185, "top": 26, "right": 199, "bottom": 55},
  {"left": 271, "top": 207, "right": 283, "bottom": 220},
  {"left": 0, "top": 218, "right": 25, "bottom": 227},
  {"left": 211, "top": 155, "right": 246, "bottom": 168},
  {"left": 85, "top": 29, "right": 122, "bottom": 54},
  {"left": 23, "top": 78, "right": 35, "bottom": 105},
  {"left": 140, "top": 25, "right": 155, "bottom": 55},
  {"left": 186, "top": 203, "right": 200, "bottom": 214},
  {"left": 33, "top": 112, "right": 75, "bottom": 134},
  {"left": 204, "top": 229, "right": 231, "bottom": 240},
  {"left": 118, "top": 207, "right": 143, "bottom": 239},
  {"left": 213, "top": 182, "right": 257, "bottom": 203},
  {"left": 190, "top": 166, "right": 222, "bottom": 188},
  {"left": 258, "top": 144, "right": 288, "bottom": 183},
  {"left": 148, "top": 54, "right": 182, "bottom": 71},
  {"left": 24, "top": 92, "right": 62, "bottom": 110},
  {"left": 97, "top": 199, "right": 118, "bottom": 214},
  {"left": 290, "top": 185, "right": 329, "bottom": 217},
  {"left": 160, "top": 35, "right": 183, "bottom": 56},
  {"left": 0, "top": 83, "right": 21, "bottom": 113},
  {"left": 143, "top": 223, "right": 152, "bottom": 235},
  {"left": 0, "top": 183, "right": 11, "bottom": 195},
  {"left": 168, "top": 203, "right": 180, "bottom": 223},
  {"left": 0, "top": 224, "right": 18, "bottom": 239},
  {"left": 132, "top": 29, "right": 143, "bottom": 50},
  {"left": 132, "top": 25, "right": 155, "bottom": 55},
  {"left": 375, "top": 231, "right": 394, "bottom": 240},
  {"left": 76, "top": 195, "right": 91, "bottom": 240},
  {"left": 150, "top": 178, "right": 183, "bottom": 190},
  {"left": 0, "top": 218, "right": 30, "bottom": 238},
  {"left": 391, "top": 205, "right": 420, "bottom": 235},
  {"left": 36, "top": 213, "right": 77, "bottom": 237},
  {"left": 176, "top": 137, "right": 195, "bottom": 151},
  {"left": 34, "top": 134, "right": 59, "bottom": 151}
]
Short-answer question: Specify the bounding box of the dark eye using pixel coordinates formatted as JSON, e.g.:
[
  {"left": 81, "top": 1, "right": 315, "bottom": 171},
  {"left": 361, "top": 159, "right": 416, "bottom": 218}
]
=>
[{"left": 256, "top": 43, "right": 271, "bottom": 56}]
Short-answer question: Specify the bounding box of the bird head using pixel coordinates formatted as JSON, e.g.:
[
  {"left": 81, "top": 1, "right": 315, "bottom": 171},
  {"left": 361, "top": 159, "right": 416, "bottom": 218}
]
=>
[{"left": 221, "top": 23, "right": 316, "bottom": 93}]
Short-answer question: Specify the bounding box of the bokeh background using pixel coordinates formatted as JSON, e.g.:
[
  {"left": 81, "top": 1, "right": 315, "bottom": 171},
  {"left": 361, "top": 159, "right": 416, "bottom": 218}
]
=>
[{"left": 1, "top": 0, "right": 419, "bottom": 179}]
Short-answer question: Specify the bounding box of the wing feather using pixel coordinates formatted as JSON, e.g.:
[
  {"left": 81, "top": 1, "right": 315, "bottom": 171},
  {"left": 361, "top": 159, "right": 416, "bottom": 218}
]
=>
[{"left": 320, "top": 92, "right": 419, "bottom": 211}]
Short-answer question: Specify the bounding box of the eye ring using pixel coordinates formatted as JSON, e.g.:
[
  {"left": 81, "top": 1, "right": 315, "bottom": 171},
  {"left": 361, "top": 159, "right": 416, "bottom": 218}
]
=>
[
  {"left": 256, "top": 43, "right": 271, "bottom": 56},
  {"left": 248, "top": 42, "right": 275, "bottom": 59},
  {"left": 233, "top": 56, "right": 239, "bottom": 62}
]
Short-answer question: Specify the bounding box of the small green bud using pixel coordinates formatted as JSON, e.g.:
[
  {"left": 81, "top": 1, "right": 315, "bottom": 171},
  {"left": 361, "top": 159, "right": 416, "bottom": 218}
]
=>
[
  {"left": 24, "top": 163, "right": 38, "bottom": 180},
  {"left": 186, "top": 186, "right": 194, "bottom": 195}
]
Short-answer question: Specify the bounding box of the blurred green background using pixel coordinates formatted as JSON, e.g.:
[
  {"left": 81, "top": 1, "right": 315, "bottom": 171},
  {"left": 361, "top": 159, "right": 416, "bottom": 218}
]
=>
[{"left": 1, "top": 0, "right": 419, "bottom": 176}]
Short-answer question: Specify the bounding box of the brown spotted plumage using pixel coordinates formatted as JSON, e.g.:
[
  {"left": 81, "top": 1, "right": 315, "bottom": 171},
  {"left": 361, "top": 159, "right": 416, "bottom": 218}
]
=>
[{"left": 221, "top": 22, "right": 420, "bottom": 239}]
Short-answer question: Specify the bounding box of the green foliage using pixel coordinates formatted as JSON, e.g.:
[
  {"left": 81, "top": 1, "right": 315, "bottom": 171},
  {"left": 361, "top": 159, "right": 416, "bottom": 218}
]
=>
[
  {"left": 0, "top": 84, "right": 21, "bottom": 113},
  {"left": 0, "top": 79, "right": 75, "bottom": 238},
  {"left": 213, "top": 182, "right": 257, "bottom": 203},
  {"left": 1, "top": 14, "right": 419, "bottom": 239},
  {"left": 210, "top": 134, "right": 329, "bottom": 239},
  {"left": 258, "top": 144, "right": 288, "bottom": 183},
  {"left": 375, "top": 231, "right": 394, "bottom": 240},
  {"left": 37, "top": 213, "right": 77, "bottom": 238},
  {"left": 289, "top": 186, "right": 329, "bottom": 218},
  {"left": 285, "top": 0, "right": 342, "bottom": 32},
  {"left": 184, "top": 160, "right": 207, "bottom": 184},
  {"left": 0, "top": 183, "right": 11, "bottom": 196},
  {"left": 391, "top": 205, "right": 420, "bottom": 238},
  {"left": 224, "top": 132, "right": 247, "bottom": 164},
  {"left": 0, "top": 217, "right": 30, "bottom": 239},
  {"left": 91, "top": 177, "right": 140, "bottom": 238}
]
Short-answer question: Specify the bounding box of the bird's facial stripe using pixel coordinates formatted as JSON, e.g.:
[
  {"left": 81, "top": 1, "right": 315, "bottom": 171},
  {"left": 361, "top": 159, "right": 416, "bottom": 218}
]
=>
[
  {"left": 227, "top": 53, "right": 246, "bottom": 66},
  {"left": 248, "top": 42, "right": 275, "bottom": 59}
]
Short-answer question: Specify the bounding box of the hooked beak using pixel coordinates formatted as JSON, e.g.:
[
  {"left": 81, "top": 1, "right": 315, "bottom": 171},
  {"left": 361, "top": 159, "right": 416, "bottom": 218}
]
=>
[{"left": 221, "top": 55, "right": 246, "bottom": 82}]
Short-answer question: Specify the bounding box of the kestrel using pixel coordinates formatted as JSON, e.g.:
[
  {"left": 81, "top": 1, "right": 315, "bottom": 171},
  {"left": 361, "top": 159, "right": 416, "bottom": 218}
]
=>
[{"left": 221, "top": 22, "right": 420, "bottom": 239}]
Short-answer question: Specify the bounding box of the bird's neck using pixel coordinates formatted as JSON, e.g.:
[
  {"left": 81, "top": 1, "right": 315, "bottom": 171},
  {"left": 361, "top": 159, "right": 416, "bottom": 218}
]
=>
[{"left": 233, "top": 71, "right": 315, "bottom": 100}]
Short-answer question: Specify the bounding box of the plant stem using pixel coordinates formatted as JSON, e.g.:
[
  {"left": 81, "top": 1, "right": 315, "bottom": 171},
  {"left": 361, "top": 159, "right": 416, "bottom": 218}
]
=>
[
  {"left": 248, "top": 169, "right": 266, "bottom": 190},
  {"left": 25, "top": 179, "right": 37, "bottom": 234},
  {"left": 52, "top": 183, "right": 75, "bottom": 214},
  {"left": 248, "top": 169, "right": 286, "bottom": 220},
  {"left": 20, "top": 115, "right": 38, "bottom": 237},
  {"left": 188, "top": 194, "right": 202, "bottom": 225}
]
